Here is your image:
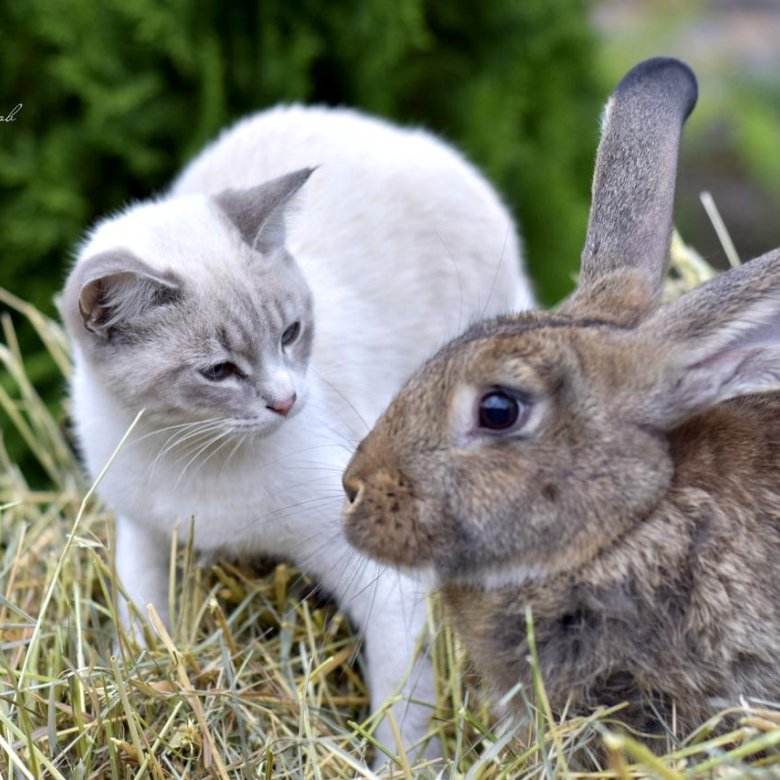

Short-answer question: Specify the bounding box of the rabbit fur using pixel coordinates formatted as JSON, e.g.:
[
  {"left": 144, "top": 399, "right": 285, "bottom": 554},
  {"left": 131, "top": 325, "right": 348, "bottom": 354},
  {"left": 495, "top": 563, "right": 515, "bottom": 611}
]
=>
[{"left": 342, "top": 57, "right": 780, "bottom": 737}]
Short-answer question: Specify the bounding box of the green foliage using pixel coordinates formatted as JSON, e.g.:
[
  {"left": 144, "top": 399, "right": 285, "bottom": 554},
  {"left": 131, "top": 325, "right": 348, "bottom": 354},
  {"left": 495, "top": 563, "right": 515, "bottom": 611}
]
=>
[
  {"left": 731, "top": 77, "right": 780, "bottom": 202},
  {"left": 0, "top": 0, "right": 600, "bottom": 466},
  {"left": 595, "top": 4, "right": 780, "bottom": 270}
]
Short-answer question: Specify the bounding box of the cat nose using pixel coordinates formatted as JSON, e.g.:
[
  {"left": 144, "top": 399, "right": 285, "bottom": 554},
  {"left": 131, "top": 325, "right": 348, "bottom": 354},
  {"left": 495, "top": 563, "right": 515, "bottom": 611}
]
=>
[{"left": 267, "top": 392, "right": 297, "bottom": 417}]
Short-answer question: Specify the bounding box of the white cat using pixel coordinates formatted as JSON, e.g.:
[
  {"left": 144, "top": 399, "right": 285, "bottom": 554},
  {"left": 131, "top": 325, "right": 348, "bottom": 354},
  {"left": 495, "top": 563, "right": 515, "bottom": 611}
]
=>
[{"left": 61, "top": 105, "right": 533, "bottom": 759}]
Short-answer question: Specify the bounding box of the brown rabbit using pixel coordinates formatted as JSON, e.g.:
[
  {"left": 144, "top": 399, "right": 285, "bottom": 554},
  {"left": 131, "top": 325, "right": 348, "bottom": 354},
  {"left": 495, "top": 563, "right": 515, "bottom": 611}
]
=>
[{"left": 341, "top": 57, "right": 780, "bottom": 737}]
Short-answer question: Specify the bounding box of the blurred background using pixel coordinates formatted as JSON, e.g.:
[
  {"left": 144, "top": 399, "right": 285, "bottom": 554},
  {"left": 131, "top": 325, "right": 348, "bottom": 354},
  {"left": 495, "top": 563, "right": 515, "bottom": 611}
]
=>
[
  {"left": 597, "top": 0, "right": 780, "bottom": 275},
  {"left": 1, "top": 0, "right": 779, "bottom": 473}
]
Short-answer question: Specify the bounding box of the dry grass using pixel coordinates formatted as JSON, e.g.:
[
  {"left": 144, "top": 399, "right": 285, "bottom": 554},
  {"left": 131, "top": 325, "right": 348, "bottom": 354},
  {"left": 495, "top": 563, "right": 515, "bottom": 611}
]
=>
[{"left": 2, "top": 237, "right": 780, "bottom": 778}]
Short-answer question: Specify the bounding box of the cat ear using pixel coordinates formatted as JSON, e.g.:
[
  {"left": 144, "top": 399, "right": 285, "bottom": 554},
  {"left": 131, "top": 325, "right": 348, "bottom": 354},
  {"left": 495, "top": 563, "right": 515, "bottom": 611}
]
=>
[
  {"left": 214, "top": 167, "right": 314, "bottom": 255},
  {"left": 64, "top": 249, "right": 181, "bottom": 339}
]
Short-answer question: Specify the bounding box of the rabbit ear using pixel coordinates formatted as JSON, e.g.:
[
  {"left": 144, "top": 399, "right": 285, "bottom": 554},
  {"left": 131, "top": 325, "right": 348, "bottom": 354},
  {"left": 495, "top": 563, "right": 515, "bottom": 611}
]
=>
[
  {"left": 638, "top": 249, "right": 780, "bottom": 427},
  {"left": 563, "top": 58, "right": 698, "bottom": 325}
]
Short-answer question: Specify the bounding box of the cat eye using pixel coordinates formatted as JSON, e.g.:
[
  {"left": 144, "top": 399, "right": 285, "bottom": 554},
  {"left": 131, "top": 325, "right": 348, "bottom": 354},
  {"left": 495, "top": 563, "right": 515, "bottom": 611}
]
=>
[
  {"left": 281, "top": 321, "right": 301, "bottom": 347},
  {"left": 477, "top": 390, "right": 528, "bottom": 432},
  {"left": 200, "top": 362, "right": 243, "bottom": 382}
]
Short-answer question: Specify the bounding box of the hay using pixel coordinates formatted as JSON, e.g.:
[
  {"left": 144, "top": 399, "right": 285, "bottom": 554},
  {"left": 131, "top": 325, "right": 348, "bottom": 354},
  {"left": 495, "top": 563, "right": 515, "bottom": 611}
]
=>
[{"left": 2, "top": 227, "right": 780, "bottom": 777}]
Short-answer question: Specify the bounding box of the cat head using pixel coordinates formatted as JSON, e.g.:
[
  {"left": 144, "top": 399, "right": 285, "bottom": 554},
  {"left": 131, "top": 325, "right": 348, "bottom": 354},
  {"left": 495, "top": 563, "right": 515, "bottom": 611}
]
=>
[{"left": 62, "top": 168, "right": 315, "bottom": 435}]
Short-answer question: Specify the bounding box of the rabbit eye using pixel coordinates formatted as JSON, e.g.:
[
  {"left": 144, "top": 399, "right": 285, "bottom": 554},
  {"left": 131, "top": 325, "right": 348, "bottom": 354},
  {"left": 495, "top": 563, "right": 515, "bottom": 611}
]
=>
[
  {"left": 200, "top": 362, "right": 242, "bottom": 382},
  {"left": 478, "top": 390, "right": 523, "bottom": 431}
]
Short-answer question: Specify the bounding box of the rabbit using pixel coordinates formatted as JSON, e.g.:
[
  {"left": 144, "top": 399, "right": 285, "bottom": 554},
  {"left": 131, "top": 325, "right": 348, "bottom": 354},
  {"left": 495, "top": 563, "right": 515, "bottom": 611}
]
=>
[{"left": 341, "top": 56, "right": 780, "bottom": 738}]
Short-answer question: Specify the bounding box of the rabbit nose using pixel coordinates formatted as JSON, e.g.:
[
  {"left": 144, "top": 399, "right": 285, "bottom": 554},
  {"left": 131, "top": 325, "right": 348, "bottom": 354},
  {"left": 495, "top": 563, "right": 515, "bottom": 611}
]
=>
[
  {"left": 267, "top": 392, "right": 297, "bottom": 416},
  {"left": 343, "top": 475, "right": 364, "bottom": 507}
]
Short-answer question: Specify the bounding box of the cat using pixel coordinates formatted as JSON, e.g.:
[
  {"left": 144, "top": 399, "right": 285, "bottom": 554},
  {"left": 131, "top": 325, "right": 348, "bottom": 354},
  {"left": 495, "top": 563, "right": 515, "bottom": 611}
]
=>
[{"left": 60, "top": 104, "right": 534, "bottom": 760}]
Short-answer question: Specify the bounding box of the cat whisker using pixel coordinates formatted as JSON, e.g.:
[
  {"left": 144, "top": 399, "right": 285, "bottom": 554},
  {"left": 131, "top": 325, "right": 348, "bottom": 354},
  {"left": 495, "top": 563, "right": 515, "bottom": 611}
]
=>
[
  {"left": 350, "top": 564, "right": 386, "bottom": 605},
  {"left": 434, "top": 229, "right": 465, "bottom": 338},
  {"left": 343, "top": 559, "right": 384, "bottom": 662},
  {"left": 290, "top": 541, "right": 365, "bottom": 628},
  {"left": 208, "top": 431, "right": 249, "bottom": 482},
  {"left": 152, "top": 419, "right": 227, "bottom": 465},
  {"left": 229, "top": 494, "right": 344, "bottom": 541},
  {"left": 289, "top": 420, "right": 359, "bottom": 457},
  {"left": 293, "top": 528, "right": 352, "bottom": 579},
  {"left": 227, "top": 431, "right": 249, "bottom": 464},
  {"left": 309, "top": 366, "right": 371, "bottom": 434},
  {"left": 164, "top": 419, "right": 227, "bottom": 447},
  {"left": 481, "top": 226, "right": 513, "bottom": 319},
  {"left": 263, "top": 476, "right": 344, "bottom": 497},
  {"left": 132, "top": 416, "right": 225, "bottom": 445},
  {"left": 281, "top": 538, "right": 351, "bottom": 617},
  {"left": 337, "top": 552, "right": 371, "bottom": 608},
  {"left": 253, "top": 441, "right": 354, "bottom": 471},
  {"left": 297, "top": 405, "right": 363, "bottom": 449},
  {"left": 284, "top": 464, "right": 348, "bottom": 475},
  {"left": 148, "top": 421, "right": 225, "bottom": 465},
  {"left": 192, "top": 430, "right": 237, "bottom": 477},
  {"left": 216, "top": 431, "right": 249, "bottom": 481},
  {"left": 147, "top": 422, "right": 228, "bottom": 479},
  {"left": 174, "top": 429, "right": 233, "bottom": 487}
]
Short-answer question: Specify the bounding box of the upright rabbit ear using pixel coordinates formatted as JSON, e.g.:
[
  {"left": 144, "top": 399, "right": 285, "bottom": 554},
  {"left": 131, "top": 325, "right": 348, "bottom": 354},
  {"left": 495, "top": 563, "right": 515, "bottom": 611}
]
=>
[
  {"left": 563, "top": 58, "right": 698, "bottom": 325},
  {"left": 214, "top": 167, "right": 314, "bottom": 255},
  {"left": 637, "top": 248, "right": 780, "bottom": 427}
]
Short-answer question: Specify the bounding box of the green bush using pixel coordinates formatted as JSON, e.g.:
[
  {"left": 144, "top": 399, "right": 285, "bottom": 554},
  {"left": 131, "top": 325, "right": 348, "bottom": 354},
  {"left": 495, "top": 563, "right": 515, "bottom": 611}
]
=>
[{"left": 0, "top": 0, "right": 600, "bottom": 467}]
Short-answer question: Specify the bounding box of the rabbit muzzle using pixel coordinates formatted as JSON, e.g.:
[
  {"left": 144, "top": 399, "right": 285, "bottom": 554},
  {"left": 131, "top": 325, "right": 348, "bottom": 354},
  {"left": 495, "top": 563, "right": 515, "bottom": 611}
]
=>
[{"left": 341, "top": 449, "right": 443, "bottom": 568}]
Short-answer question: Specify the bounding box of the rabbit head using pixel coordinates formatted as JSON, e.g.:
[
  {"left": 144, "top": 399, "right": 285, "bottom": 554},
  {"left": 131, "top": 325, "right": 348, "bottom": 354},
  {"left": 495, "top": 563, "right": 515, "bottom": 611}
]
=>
[{"left": 342, "top": 58, "right": 780, "bottom": 588}]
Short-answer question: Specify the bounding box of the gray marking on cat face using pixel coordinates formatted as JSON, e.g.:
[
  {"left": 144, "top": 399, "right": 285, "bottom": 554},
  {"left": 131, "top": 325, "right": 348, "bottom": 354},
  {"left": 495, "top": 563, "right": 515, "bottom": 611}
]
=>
[
  {"left": 214, "top": 167, "right": 314, "bottom": 254},
  {"left": 65, "top": 193, "right": 315, "bottom": 436}
]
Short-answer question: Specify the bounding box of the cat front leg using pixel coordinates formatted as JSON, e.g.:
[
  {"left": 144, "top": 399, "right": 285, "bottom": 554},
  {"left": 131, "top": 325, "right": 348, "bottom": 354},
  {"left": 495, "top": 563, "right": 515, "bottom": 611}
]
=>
[
  {"left": 114, "top": 516, "right": 171, "bottom": 633},
  {"left": 345, "top": 566, "right": 439, "bottom": 765}
]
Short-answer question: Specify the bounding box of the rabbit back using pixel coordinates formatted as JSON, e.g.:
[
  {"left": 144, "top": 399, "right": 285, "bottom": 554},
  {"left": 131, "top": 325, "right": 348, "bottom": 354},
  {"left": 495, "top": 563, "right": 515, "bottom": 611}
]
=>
[{"left": 445, "top": 391, "right": 780, "bottom": 731}]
